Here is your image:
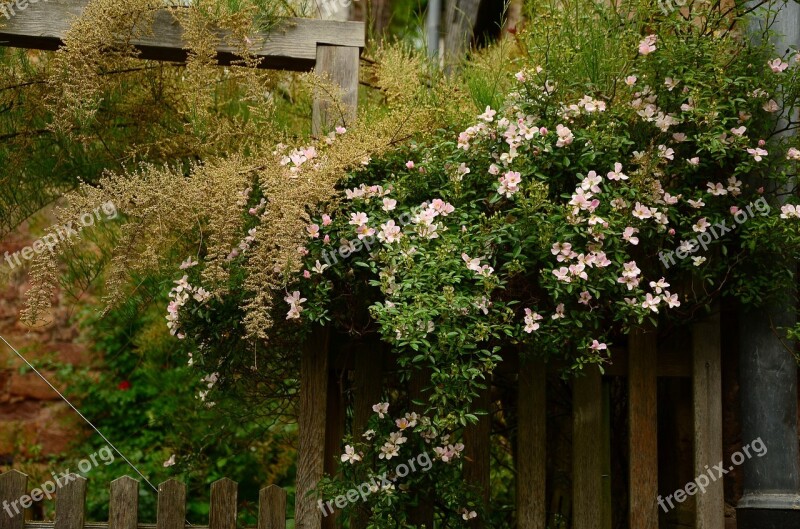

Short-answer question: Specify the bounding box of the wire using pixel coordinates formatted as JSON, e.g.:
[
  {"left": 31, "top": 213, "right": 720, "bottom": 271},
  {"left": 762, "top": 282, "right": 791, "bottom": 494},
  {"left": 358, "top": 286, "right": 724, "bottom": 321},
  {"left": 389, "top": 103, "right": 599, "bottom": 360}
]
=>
[{"left": 0, "top": 334, "right": 160, "bottom": 494}]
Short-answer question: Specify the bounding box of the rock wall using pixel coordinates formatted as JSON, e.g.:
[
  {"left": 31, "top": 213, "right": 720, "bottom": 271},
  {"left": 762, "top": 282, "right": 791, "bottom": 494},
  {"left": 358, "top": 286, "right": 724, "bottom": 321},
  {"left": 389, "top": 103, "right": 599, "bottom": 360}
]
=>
[{"left": 0, "top": 223, "right": 88, "bottom": 464}]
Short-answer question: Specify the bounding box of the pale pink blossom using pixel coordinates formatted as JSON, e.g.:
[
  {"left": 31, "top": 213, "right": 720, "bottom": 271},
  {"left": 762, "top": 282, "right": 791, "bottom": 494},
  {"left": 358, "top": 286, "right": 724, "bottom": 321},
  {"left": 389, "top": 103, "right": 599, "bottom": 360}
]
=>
[
  {"left": 780, "top": 204, "right": 800, "bottom": 219},
  {"left": 768, "top": 58, "right": 790, "bottom": 73},
  {"left": 378, "top": 220, "right": 402, "bottom": 243},
  {"left": 692, "top": 218, "right": 710, "bottom": 233},
  {"left": 747, "top": 147, "right": 768, "bottom": 161},
  {"left": 498, "top": 171, "right": 522, "bottom": 197},
  {"left": 590, "top": 339, "right": 607, "bottom": 352},
  {"left": 581, "top": 171, "right": 602, "bottom": 193},
  {"left": 382, "top": 198, "right": 397, "bottom": 212},
  {"left": 578, "top": 291, "right": 592, "bottom": 305},
  {"left": 372, "top": 402, "right": 390, "bottom": 418},
  {"left": 642, "top": 293, "right": 661, "bottom": 313},
  {"left": 763, "top": 99, "right": 779, "bottom": 113},
  {"left": 607, "top": 162, "right": 628, "bottom": 181},
  {"left": 524, "top": 308, "right": 543, "bottom": 333},
  {"left": 632, "top": 202, "right": 653, "bottom": 220},
  {"left": 706, "top": 182, "right": 728, "bottom": 196},
  {"left": 341, "top": 445, "right": 362, "bottom": 464},
  {"left": 478, "top": 106, "right": 497, "bottom": 122},
  {"left": 638, "top": 34, "right": 657, "bottom": 55},
  {"left": 623, "top": 226, "right": 639, "bottom": 245}
]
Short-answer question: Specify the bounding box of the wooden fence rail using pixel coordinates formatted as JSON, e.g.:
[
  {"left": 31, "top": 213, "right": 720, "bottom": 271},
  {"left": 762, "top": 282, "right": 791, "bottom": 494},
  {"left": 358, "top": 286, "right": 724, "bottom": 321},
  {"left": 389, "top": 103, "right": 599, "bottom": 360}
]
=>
[{"left": 0, "top": 471, "right": 288, "bottom": 529}]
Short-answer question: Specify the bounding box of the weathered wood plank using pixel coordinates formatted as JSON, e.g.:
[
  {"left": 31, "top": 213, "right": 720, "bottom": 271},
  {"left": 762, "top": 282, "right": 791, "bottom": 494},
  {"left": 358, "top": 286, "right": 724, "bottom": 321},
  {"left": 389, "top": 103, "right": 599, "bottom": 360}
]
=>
[
  {"left": 572, "top": 368, "right": 603, "bottom": 529},
  {"left": 464, "top": 382, "right": 491, "bottom": 525},
  {"left": 628, "top": 328, "right": 659, "bottom": 529},
  {"left": 295, "top": 326, "right": 330, "bottom": 529},
  {"left": 54, "top": 475, "right": 86, "bottom": 529},
  {"left": 322, "top": 362, "right": 345, "bottom": 529},
  {"left": 350, "top": 342, "right": 383, "bottom": 529},
  {"left": 209, "top": 479, "right": 237, "bottom": 529},
  {"left": 0, "top": 0, "right": 364, "bottom": 71},
  {"left": 516, "top": 359, "right": 546, "bottom": 529},
  {"left": 156, "top": 480, "right": 185, "bottom": 529},
  {"left": 258, "top": 485, "right": 286, "bottom": 529},
  {"left": 109, "top": 477, "right": 139, "bottom": 529},
  {"left": 311, "top": 44, "right": 359, "bottom": 134},
  {"left": 693, "top": 311, "right": 724, "bottom": 529},
  {"left": 0, "top": 470, "right": 28, "bottom": 529},
  {"left": 407, "top": 368, "right": 434, "bottom": 528}
]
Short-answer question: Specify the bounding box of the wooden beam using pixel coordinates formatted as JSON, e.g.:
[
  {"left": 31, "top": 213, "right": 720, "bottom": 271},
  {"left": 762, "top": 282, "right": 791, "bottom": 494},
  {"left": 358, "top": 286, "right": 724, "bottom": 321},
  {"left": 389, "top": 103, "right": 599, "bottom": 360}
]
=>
[
  {"left": 628, "top": 328, "right": 659, "bottom": 529},
  {"left": 693, "top": 311, "right": 724, "bottom": 529},
  {"left": 296, "top": 326, "right": 330, "bottom": 529},
  {"left": 0, "top": 1, "right": 364, "bottom": 71},
  {"left": 572, "top": 368, "right": 603, "bottom": 529},
  {"left": 517, "top": 359, "right": 546, "bottom": 529},
  {"left": 311, "top": 44, "right": 360, "bottom": 134}
]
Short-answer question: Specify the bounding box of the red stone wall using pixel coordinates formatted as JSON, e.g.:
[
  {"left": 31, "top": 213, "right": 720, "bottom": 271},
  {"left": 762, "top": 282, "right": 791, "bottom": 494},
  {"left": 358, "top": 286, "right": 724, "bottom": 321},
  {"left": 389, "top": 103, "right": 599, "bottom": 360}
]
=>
[{"left": 0, "top": 220, "right": 88, "bottom": 463}]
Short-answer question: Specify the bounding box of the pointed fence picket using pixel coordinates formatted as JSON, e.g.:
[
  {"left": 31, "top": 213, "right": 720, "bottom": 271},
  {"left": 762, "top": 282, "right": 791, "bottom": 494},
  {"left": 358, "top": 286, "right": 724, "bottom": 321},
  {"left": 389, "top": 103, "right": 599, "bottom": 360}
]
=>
[{"left": 0, "top": 471, "right": 288, "bottom": 529}]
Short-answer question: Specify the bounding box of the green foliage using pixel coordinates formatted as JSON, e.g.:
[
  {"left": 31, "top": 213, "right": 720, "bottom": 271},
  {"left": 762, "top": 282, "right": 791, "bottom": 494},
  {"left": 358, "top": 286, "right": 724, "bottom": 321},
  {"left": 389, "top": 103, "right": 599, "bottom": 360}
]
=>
[{"left": 60, "top": 274, "right": 297, "bottom": 523}]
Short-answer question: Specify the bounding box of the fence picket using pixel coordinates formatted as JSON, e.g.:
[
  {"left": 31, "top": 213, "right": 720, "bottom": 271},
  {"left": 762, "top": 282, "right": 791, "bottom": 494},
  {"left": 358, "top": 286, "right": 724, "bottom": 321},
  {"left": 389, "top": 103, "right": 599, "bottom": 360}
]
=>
[
  {"left": 0, "top": 470, "right": 28, "bottom": 529},
  {"left": 156, "top": 480, "right": 186, "bottom": 529},
  {"left": 109, "top": 477, "right": 138, "bottom": 529},
  {"left": 210, "top": 479, "right": 237, "bottom": 529},
  {"left": 572, "top": 369, "right": 603, "bottom": 529},
  {"left": 258, "top": 485, "right": 286, "bottom": 529},
  {"left": 54, "top": 474, "right": 86, "bottom": 529},
  {"left": 629, "top": 328, "right": 659, "bottom": 529}
]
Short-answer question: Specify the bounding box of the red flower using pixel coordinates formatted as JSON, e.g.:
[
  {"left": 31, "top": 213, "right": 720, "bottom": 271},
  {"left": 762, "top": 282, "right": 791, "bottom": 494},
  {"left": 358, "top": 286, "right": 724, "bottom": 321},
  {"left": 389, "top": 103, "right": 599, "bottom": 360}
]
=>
[{"left": 118, "top": 381, "right": 131, "bottom": 391}]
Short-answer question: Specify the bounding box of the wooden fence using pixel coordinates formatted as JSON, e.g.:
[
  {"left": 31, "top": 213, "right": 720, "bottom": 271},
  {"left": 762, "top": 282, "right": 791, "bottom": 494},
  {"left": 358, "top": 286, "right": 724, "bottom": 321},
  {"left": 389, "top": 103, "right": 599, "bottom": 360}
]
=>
[
  {"left": 298, "top": 311, "right": 725, "bottom": 529},
  {"left": 0, "top": 471, "right": 288, "bottom": 529}
]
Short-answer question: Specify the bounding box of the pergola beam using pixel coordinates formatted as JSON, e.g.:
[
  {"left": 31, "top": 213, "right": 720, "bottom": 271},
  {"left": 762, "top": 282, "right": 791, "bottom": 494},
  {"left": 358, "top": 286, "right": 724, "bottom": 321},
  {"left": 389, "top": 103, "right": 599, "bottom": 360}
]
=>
[{"left": 0, "top": 0, "right": 364, "bottom": 71}]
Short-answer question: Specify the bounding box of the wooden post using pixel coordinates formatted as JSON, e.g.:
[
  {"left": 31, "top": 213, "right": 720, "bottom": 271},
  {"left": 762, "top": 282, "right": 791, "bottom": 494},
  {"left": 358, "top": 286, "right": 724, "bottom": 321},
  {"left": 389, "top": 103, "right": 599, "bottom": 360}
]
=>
[
  {"left": 296, "top": 326, "right": 330, "bottom": 529},
  {"left": 693, "top": 311, "right": 724, "bottom": 529},
  {"left": 517, "top": 360, "right": 546, "bottom": 529},
  {"left": 628, "top": 328, "right": 659, "bottom": 529},
  {"left": 54, "top": 475, "right": 86, "bottom": 529},
  {"left": 0, "top": 470, "right": 27, "bottom": 529},
  {"left": 572, "top": 368, "right": 603, "bottom": 529},
  {"left": 259, "top": 485, "right": 287, "bottom": 529},
  {"left": 156, "top": 480, "right": 186, "bottom": 529},
  {"left": 109, "top": 477, "right": 139, "bottom": 529},
  {"left": 210, "top": 478, "right": 238, "bottom": 529},
  {"left": 312, "top": 45, "right": 360, "bottom": 135}
]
